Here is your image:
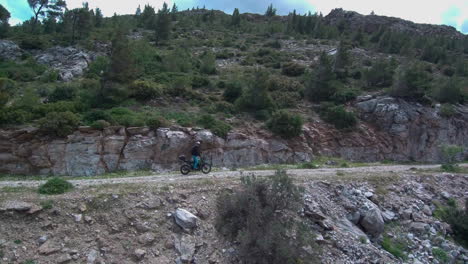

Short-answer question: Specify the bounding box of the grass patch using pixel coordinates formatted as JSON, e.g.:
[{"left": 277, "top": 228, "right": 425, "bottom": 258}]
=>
[
  {"left": 40, "top": 200, "right": 54, "bottom": 210},
  {"left": 13, "top": 239, "right": 22, "bottom": 244},
  {"left": 38, "top": 178, "right": 73, "bottom": 195},
  {"left": 433, "top": 199, "right": 468, "bottom": 248},
  {"left": 381, "top": 235, "right": 407, "bottom": 260},
  {"left": 432, "top": 247, "right": 449, "bottom": 263},
  {"left": 1, "top": 186, "right": 35, "bottom": 193}
]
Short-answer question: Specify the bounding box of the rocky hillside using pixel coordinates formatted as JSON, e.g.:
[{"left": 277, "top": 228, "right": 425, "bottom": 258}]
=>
[
  {"left": 324, "top": 9, "right": 465, "bottom": 39},
  {"left": 1, "top": 96, "right": 467, "bottom": 176},
  {"left": 0, "top": 168, "right": 467, "bottom": 263}
]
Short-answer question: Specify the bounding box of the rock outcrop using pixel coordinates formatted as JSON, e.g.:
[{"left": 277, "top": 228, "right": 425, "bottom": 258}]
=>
[
  {"left": 34, "top": 46, "right": 100, "bottom": 81},
  {"left": 325, "top": 8, "right": 464, "bottom": 39},
  {"left": 0, "top": 40, "right": 23, "bottom": 61},
  {"left": 0, "top": 96, "right": 466, "bottom": 176}
]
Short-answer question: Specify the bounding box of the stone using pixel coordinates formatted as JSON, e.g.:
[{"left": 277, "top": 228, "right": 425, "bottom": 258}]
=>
[
  {"left": 401, "top": 209, "right": 413, "bottom": 220},
  {"left": 0, "top": 40, "right": 22, "bottom": 61},
  {"left": 364, "top": 192, "right": 374, "bottom": 198},
  {"left": 57, "top": 254, "right": 72, "bottom": 263},
  {"left": 73, "top": 214, "right": 83, "bottom": 222},
  {"left": 347, "top": 211, "right": 361, "bottom": 225},
  {"left": 38, "top": 240, "right": 61, "bottom": 255},
  {"left": 174, "top": 208, "right": 198, "bottom": 231},
  {"left": 422, "top": 205, "right": 432, "bottom": 216},
  {"left": 138, "top": 233, "right": 155, "bottom": 245},
  {"left": 410, "top": 222, "right": 429, "bottom": 233},
  {"left": 381, "top": 210, "right": 395, "bottom": 222},
  {"left": 175, "top": 235, "right": 195, "bottom": 263},
  {"left": 87, "top": 249, "right": 98, "bottom": 264},
  {"left": 38, "top": 235, "right": 48, "bottom": 245},
  {"left": 441, "top": 192, "right": 451, "bottom": 199},
  {"left": 2, "top": 201, "right": 34, "bottom": 212},
  {"left": 359, "top": 208, "right": 384, "bottom": 237},
  {"left": 134, "top": 249, "right": 146, "bottom": 260}
]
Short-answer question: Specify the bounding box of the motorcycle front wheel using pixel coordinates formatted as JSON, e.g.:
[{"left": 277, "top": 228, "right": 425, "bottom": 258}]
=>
[{"left": 201, "top": 164, "right": 212, "bottom": 174}]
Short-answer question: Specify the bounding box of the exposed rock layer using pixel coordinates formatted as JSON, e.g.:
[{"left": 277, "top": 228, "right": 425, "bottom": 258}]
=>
[{"left": 0, "top": 97, "right": 467, "bottom": 176}]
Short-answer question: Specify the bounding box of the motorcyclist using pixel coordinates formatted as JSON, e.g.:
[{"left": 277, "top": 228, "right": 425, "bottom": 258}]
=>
[{"left": 191, "top": 141, "right": 201, "bottom": 169}]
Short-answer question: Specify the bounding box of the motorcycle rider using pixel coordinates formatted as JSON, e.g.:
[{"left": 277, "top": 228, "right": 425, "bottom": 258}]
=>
[{"left": 191, "top": 141, "right": 201, "bottom": 169}]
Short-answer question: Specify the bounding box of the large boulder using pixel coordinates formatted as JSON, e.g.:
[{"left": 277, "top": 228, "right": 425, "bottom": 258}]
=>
[
  {"left": 359, "top": 207, "right": 384, "bottom": 237},
  {"left": 174, "top": 208, "right": 198, "bottom": 231}
]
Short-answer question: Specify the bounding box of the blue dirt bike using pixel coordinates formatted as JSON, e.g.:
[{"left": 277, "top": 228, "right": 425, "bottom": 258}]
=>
[{"left": 179, "top": 155, "right": 212, "bottom": 175}]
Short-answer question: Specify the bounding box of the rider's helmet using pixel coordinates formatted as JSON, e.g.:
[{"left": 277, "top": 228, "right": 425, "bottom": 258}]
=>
[{"left": 196, "top": 141, "right": 201, "bottom": 145}]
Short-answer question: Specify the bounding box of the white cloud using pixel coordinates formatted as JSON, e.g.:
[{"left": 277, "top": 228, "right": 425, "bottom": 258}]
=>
[{"left": 65, "top": 0, "right": 173, "bottom": 17}]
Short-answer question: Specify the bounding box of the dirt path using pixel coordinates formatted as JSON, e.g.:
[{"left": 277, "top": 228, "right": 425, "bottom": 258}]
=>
[{"left": 2, "top": 164, "right": 464, "bottom": 189}]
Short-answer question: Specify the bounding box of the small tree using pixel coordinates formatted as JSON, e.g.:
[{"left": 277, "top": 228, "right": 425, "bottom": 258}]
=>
[
  {"left": 440, "top": 144, "right": 464, "bottom": 172},
  {"left": 94, "top": 8, "right": 103, "bottom": 27},
  {"left": 266, "top": 110, "right": 303, "bottom": 139},
  {"left": 139, "top": 4, "right": 156, "bottom": 29},
  {"left": 107, "top": 30, "right": 137, "bottom": 83},
  {"left": 0, "top": 4, "right": 10, "bottom": 38},
  {"left": 265, "top": 4, "right": 276, "bottom": 17},
  {"left": 231, "top": 8, "right": 241, "bottom": 26},
  {"left": 28, "top": 0, "right": 66, "bottom": 32},
  {"left": 391, "top": 63, "right": 431, "bottom": 100},
  {"left": 200, "top": 51, "right": 217, "bottom": 75},
  {"left": 235, "top": 71, "right": 274, "bottom": 114},
  {"left": 306, "top": 52, "right": 338, "bottom": 102},
  {"left": 155, "top": 2, "right": 171, "bottom": 43},
  {"left": 38, "top": 111, "right": 80, "bottom": 137},
  {"left": 333, "top": 40, "right": 351, "bottom": 79}
]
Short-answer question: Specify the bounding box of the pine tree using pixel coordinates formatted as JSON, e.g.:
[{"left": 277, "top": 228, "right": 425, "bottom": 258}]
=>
[
  {"left": 0, "top": 4, "right": 11, "bottom": 38},
  {"left": 155, "top": 2, "right": 171, "bottom": 43},
  {"left": 334, "top": 40, "right": 351, "bottom": 78},
  {"left": 140, "top": 4, "right": 156, "bottom": 29},
  {"left": 107, "top": 30, "right": 137, "bottom": 83},
  {"left": 265, "top": 4, "right": 276, "bottom": 17},
  {"left": 171, "top": 3, "right": 178, "bottom": 21},
  {"left": 231, "top": 8, "right": 241, "bottom": 26},
  {"left": 95, "top": 8, "right": 103, "bottom": 27},
  {"left": 306, "top": 52, "right": 338, "bottom": 102},
  {"left": 28, "top": 0, "right": 66, "bottom": 32}
]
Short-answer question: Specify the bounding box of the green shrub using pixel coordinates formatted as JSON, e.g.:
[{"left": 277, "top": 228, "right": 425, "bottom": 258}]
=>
[
  {"left": 391, "top": 64, "right": 431, "bottom": 100},
  {"left": 320, "top": 104, "right": 357, "bottom": 130},
  {"left": 197, "top": 114, "right": 231, "bottom": 138},
  {"left": 0, "top": 108, "right": 33, "bottom": 125},
  {"left": 130, "top": 80, "right": 164, "bottom": 101},
  {"left": 266, "top": 110, "right": 303, "bottom": 139},
  {"left": 209, "top": 101, "right": 236, "bottom": 114},
  {"left": 146, "top": 115, "right": 170, "bottom": 129},
  {"left": 223, "top": 81, "right": 243, "bottom": 103},
  {"left": 33, "top": 101, "right": 79, "bottom": 117},
  {"left": 282, "top": 62, "right": 306, "bottom": 77},
  {"left": 191, "top": 75, "right": 211, "bottom": 88},
  {"left": 48, "top": 84, "right": 78, "bottom": 102},
  {"left": 263, "top": 40, "right": 282, "bottom": 49},
  {"left": 432, "top": 248, "right": 449, "bottom": 263},
  {"left": 362, "top": 59, "right": 396, "bottom": 89},
  {"left": 90, "top": 120, "right": 110, "bottom": 130},
  {"left": 18, "top": 35, "right": 50, "bottom": 50},
  {"left": 433, "top": 199, "right": 468, "bottom": 248},
  {"left": 235, "top": 71, "right": 274, "bottom": 114},
  {"left": 440, "top": 144, "right": 463, "bottom": 172},
  {"left": 381, "top": 235, "right": 407, "bottom": 260},
  {"left": 107, "top": 107, "right": 145, "bottom": 127},
  {"left": 200, "top": 51, "right": 217, "bottom": 74},
  {"left": 83, "top": 109, "right": 112, "bottom": 124},
  {"left": 38, "top": 178, "right": 73, "bottom": 195},
  {"left": 0, "top": 78, "right": 15, "bottom": 107},
  {"left": 440, "top": 104, "right": 456, "bottom": 117},
  {"left": 216, "top": 170, "right": 316, "bottom": 263},
  {"left": 167, "top": 77, "right": 190, "bottom": 97},
  {"left": 266, "top": 76, "right": 304, "bottom": 92},
  {"left": 38, "top": 111, "right": 81, "bottom": 137},
  {"left": 86, "top": 56, "right": 110, "bottom": 79},
  {"left": 215, "top": 49, "right": 235, "bottom": 59},
  {"left": 433, "top": 78, "right": 464, "bottom": 104},
  {"left": 0, "top": 59, "right": 46, "bottom": 82},
  {"left": 331, "top": 88, "right": 360, "bottom": 104},
  {"left": 272, "top": 92, "right": 302, "bottom": 108}
]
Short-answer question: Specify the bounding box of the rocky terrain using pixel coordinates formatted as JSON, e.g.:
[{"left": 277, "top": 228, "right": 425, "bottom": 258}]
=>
[
  {"left": 1, "top": 96, "right": 467, "bottom": 176},
  {"left": 324, "top": 9, "right": 465, "bottom": 39},
  {"left": 0, "top": 166, "right": 467, "bottom": 263}
]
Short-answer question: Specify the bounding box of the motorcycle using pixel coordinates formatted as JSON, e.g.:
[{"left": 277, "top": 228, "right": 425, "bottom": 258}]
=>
[{"left": 178, "top": 155, "right": 212, "bottom": 175}]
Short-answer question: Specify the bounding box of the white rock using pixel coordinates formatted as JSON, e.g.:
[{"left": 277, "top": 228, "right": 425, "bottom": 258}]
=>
[{"left": 174, "top": 208, "right": 198, "bottom": 231}]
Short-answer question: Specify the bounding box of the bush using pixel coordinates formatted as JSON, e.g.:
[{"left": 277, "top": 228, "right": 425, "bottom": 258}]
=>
[
  {"left": 216, "top": 170, "right": 316, "bottom": 263},
  {"left": 0, "top": 59, "right": 46, "bottom": 82},
  {"left": 107, "top": 107, "right": 145, "bottom": 127},
  {"left": 197, "top": 114, "right": 231, "bottom": 138},
  {"left": 331, "top": 88, "right": 360, "bottom": 104},
  {"left": 191, "top": 75, "right": 211, "bottom": 88},
  {"left": 0, "top": 108, "right": 33, "bottom": 125},
  {"left": 266, "top": 110, "right": 303, "bottom": 139},
  {"left": 90, "top": 120, "right": 110, "bottom": 130},
  {"left": 83, "top": 109, "right": 112, "bottom": 124},
  {"left": 272, "top": 92, "right": 302, "bottom": 108},
  {"left": 439, "top": 104, "right": 456, "bottom": 117},
  {"left": 18, "top": 35, "right": 50, "bottom": 50},
  {"left": 362, "top": 59, "right": 396, "bottom": 89},
  {"left": 440, "top": 144, "right": 463, "bottom": 171},
  {"left": 263, "top": 40, "right": 282, "bottom": 49},
  {"left": 391, "top": 64, "right": 431, "bottom": 100},
  {"left": 209, "top": 101, "right": 236, "bottom": 114},
  {"left": 0, "top": 78, "right": 15, "bottom": 107},
  {"left": 432, "top": 248, "right": 449, "bottom": 264},
  {"left": 33, "top": 101, "right": 79, "bottom": 117},
  {"left": 223, "top": 81, "right": 243, "bottom": 103},
  {"left": 146, "top": 115, "right": 170, "bottom": 130},
  {"left": 38, "top": 178, "right": 73, "bottom": 195},
  {"left": 266, "top": 76, "right": 304, "bottom": 93},
  {"left": 48, "top": 84, "right": 78, "bottom": 102},
  {"left": 433, "top": 78, "right": 464, "bottom": 104},
  {"left": 282, "top": 62, "right": 306, "bottom": 77},
  {"left": 235, "top": 71, "right": 274, "bottom": 114},
  {"left": 38, "top": 111, "right": 81, "bottom": 137},
  {"left": 86, "top": 56, "right": 110, "bottom": 79},
  {"left": 320, "top": 104, "right": 357, "bottom": 129},
  {"left": 434, "top": 199, "right": 468, "bottom": 248},
  {"left": 130, "top": 80, "right": 164, "bottom": 101},
  {"left": 381, "top": 235, "right": 407, "bottom": 260},
  {"left": 200, "top": 51, "right": 217, "bottom": 74},
  {"left": 167, "top": 77, "right": 190, "bottom": 97}
]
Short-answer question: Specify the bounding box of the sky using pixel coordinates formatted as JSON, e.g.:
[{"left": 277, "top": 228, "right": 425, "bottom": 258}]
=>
[{"left": 1, "top": 0, "right": 468, "bottom": 34}]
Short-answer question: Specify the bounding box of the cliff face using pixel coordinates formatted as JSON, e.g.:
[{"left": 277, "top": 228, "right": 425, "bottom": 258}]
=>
[
  {"left": 1, "top": 96, "right": 467, "bottom": 176},
  {"left": 324, "top": 8, "right": 465, "bottom": 39}
]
